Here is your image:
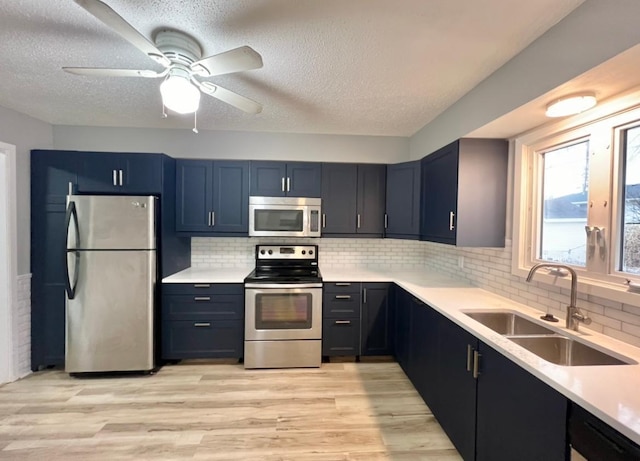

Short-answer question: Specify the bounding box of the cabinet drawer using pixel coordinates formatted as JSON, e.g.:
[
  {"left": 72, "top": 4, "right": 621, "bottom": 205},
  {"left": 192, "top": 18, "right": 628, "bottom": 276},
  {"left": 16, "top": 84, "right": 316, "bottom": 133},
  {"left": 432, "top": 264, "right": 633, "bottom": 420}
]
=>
[
  {"left": 162, "top": 283, "right": 243, "bottom": 296},
  {"left": 324, "top": 282, "right": 360, "bottom": 294},
  {"left": 323, "top": 295, "right": 361, "bottom": 318},
  {"left": 162, "top": 320, "right": 243, "bottom": 359},
  {"left": 162, "top": 295, "right": 244, "bottom": 320},
  {"left": 322, "top": 318, "right": 361, "bottom": 356}
]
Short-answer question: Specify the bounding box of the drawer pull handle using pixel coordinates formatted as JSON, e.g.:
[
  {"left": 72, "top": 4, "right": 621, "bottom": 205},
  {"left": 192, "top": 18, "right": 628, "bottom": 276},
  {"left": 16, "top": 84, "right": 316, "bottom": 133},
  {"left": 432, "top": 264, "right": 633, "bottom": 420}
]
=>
[
  {"left": 194, "top": 284, "right": 210, "bottom": 288},
  {"left": 335, "top": 320, "right": 351, "bottom": 325},
  {"left": 334, "top": 283, "right": 351, "bottom": 286},
  {"left": 335, "top": 295, "right": 351, "bottom": 300},
  {"left": 194, "top": 296, "right": 211, "bottom": 301},
  {"left": 194, "top": 322, "right": 211, "bottom": 327}
]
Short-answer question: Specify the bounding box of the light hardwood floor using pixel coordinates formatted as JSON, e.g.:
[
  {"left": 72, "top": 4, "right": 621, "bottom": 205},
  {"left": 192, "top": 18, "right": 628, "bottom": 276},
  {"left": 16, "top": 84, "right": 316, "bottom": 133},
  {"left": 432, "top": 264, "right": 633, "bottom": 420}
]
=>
[{"left": 0, "top": 361, "right": 461, "bottom": 460}]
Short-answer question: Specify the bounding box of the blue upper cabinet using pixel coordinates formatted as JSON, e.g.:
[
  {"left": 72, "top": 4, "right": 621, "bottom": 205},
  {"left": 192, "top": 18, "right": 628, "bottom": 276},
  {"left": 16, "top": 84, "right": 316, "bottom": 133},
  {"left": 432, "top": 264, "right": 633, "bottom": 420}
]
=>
[
  {"left": 77, "top": 151, "right": 162, "bottom": 194},
  {"left": 250, "top": 161, "right": 321, "bottom": 197},
  {"left": 176, "top": 159, "right": 249, "bottom": 235},
  {"left": 385, "top": 160, "right": 421, "bottom": 239},
  {"left": 420, "top": 139, "right": 508, "bottom": 247},
  {"left": 321, "top": 163, "right": 386, "bottom": 237}
]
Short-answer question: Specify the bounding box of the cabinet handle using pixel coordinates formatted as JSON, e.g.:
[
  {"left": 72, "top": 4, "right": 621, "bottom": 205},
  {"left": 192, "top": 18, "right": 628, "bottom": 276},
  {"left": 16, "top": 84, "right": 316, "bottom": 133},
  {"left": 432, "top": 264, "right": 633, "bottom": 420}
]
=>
[
  {"left": 335, "top": 320, "right": 351, "bottom": 325},
  {"left": 112, "top": 170, "right": 117, "bottom": 186},
  {"left": 119, "top": 170, "right": 123, "bottom": 186},
  {"left": 449, "top": 211, "right": 455, "bottom": 231},
  {"left": 363, "top": 288, "right": 367, "bottom": 304},
  {"left": 335, "top": 295, "right": 352, "bottom": 300},
  {"left": 208, "top": 212, "right": 212, "bottom": 226},
  {"left": 194, "top": 296, "right": 211, "bottom": 301},
  {"left": 466, "top": 345, "right": 473, "bottom": 372},
  {"left": 194, "top": 284, "right": 210, "bottom": 288},
  {"left": 193, "top": 322, "right": 211, "bottom": 327},
  {"left": 211, "top": 211, "right": 215, "bottom": 227},
  {"left": 384, "top": 213, "right": 388, "bottom": 229},
  {"left": 281, "top": 177, "right": 285, "bottom": 192},
  {"left": 357, "top": 214, "right": 361, "bottom": 229},
  {"left": 286, "top": 177, "right": 291, "bottom": 192},
  {"left": 322, "top": 213, "right": 326, "bottom": 228},
  {"left": 472, "top": 351, "right": 481, "bottom": 379},
  {"left": 335, "top": 282, "right": 351, "bottom": 286}
]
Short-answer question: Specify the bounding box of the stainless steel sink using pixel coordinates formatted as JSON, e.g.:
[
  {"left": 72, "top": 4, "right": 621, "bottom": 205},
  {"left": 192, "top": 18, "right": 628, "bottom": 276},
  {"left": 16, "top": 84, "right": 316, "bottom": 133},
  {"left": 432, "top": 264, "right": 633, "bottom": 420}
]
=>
[
  {"left": 509, "top": 336, "right": 636, "bottom": 366},
  {"left": 464, "top": 311, "right": 556, "bottom": 336}
]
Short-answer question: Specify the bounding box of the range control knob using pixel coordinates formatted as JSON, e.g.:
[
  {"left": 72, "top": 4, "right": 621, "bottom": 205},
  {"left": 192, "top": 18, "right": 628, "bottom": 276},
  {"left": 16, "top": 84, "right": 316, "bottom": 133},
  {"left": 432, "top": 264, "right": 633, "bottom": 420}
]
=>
[
  {"left": 302, "top": 250, "right": 306, "bottom": 255},
  {"left": 268, "top": 250, "right": 273, "bottom": 255},
  {"left": 260, "top": 250, "right": 265, "bottom": 255},
  {"left": 309, "top": 250, "right": 314, "bottom": 255}
]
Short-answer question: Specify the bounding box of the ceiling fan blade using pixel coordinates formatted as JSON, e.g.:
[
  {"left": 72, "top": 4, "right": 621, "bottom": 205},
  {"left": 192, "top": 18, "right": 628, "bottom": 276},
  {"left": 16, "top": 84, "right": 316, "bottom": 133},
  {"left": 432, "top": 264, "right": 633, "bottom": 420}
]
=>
[
  {"left": 63, "top": 67, "right": 167, "bottom": 78},
  {"left": 199, "top": 82, "right": 263, "bottom": 114},
  {"left": 73, "top": 0, "right": 171, "bottom": 67},
  {"left": 191, "top": 46, "right": 263, "bottom": 77}
]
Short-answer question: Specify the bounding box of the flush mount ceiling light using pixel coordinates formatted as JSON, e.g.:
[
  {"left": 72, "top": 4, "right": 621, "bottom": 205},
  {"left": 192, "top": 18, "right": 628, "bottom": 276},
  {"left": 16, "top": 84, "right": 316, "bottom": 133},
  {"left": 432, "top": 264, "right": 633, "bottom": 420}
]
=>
[
  {"left": 160, "top": 68, "right": 201, "bottom": 114},
  {"left": 545, "top": 93, "right": 597, "bottom": 117}
]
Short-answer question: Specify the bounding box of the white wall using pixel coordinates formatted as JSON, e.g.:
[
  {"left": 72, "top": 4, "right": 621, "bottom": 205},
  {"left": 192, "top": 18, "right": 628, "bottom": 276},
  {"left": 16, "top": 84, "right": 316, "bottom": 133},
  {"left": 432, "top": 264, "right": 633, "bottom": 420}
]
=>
[
  {"left": 0, "top": 106, "right": 53, "bottom": 275},
  {"left": 0, "top": 153, "right": 10, "bottom": 383},
  {"left": 53, "top": 126, "right": 410, "bottom": 164},
  {"left": 409, "top": 0, "right": 640, "bottom": 158}
]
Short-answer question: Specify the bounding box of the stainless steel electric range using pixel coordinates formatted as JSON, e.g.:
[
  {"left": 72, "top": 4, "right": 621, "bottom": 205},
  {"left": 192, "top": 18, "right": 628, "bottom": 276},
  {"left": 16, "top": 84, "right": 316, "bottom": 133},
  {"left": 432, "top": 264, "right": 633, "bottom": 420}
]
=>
[{"left": 244, "top": 244, "right": 322, "bottom": 369}]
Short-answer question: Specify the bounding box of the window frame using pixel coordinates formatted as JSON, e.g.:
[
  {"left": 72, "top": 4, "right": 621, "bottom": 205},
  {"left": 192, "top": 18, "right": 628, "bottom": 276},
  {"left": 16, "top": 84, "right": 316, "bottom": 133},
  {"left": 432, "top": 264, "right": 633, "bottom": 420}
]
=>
[{"left": 512, "top": 89, "right": 640, "bottom": 307}]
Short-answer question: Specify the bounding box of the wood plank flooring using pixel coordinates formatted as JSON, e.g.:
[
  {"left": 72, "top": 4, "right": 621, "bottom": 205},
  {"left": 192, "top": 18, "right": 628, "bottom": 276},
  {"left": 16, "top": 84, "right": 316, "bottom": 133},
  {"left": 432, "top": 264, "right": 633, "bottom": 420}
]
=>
[{"left": 0, "top": 361, "right": 461, "bottom": 460}]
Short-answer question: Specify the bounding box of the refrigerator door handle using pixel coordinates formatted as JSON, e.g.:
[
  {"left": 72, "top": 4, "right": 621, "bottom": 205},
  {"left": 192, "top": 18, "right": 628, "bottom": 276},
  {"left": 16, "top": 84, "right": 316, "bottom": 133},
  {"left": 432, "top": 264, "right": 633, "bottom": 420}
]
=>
[{"left": 65, "top": 201, "right": 80, "bottom": 299}]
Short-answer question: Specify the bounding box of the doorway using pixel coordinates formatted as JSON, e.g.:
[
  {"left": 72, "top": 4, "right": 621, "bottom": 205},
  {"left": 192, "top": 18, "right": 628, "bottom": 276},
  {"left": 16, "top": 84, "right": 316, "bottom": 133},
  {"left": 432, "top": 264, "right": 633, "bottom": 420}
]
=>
[{"left": 0, "top": 142, "right": 17, "bottom": 384}]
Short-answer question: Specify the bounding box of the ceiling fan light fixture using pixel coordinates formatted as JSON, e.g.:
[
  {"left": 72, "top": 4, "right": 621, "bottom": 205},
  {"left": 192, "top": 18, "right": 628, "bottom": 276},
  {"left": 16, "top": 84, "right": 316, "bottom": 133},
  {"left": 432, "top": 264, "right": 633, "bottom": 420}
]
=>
[
  {"left": 545, "top": 92, "right": 597, "bottom": 118},
  {"left": 160, "top": 71, "right": 200, "bottom": 114}
]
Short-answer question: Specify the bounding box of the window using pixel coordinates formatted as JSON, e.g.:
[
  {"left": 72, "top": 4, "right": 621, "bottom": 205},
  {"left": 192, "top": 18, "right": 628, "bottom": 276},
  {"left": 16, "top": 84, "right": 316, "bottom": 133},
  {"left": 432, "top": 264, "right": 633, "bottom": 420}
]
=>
[
  {"left": 621, "top": 126, "right": 640, "bottom": 274},
  {"left": 514, "top": 94, "right": 640, "bottom": 299}
]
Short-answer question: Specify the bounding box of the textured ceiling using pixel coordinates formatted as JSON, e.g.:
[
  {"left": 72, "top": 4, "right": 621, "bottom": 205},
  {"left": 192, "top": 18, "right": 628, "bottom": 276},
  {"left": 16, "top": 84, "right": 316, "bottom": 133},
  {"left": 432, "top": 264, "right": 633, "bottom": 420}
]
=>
[{"left": 0, "top": 0, "right": 584, "bottom": 136}]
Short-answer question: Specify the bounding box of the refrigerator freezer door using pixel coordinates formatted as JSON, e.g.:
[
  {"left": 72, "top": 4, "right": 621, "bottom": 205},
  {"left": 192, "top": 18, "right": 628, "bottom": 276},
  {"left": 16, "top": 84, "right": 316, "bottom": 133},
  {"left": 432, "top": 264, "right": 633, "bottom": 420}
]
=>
[
  {"left": 67, "top": 195, "right": 156, "bottom": 250},
  {"left": 65, "top": 250, "right": 156, "bottom": 373}
]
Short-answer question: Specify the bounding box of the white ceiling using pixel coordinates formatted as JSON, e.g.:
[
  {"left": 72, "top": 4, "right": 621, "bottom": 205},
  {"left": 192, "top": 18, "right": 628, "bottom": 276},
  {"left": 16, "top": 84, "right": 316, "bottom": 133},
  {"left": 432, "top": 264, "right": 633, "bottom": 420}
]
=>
[{"left": 0, "top": 0, "right": 584, "bottom": 136}]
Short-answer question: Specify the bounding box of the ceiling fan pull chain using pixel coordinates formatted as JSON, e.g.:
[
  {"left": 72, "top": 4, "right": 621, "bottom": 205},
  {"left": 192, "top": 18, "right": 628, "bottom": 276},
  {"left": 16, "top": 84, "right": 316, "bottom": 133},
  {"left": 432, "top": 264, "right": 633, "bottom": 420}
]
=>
[{"left": 193, "top": 111, "right": 199, "bottom": 134}]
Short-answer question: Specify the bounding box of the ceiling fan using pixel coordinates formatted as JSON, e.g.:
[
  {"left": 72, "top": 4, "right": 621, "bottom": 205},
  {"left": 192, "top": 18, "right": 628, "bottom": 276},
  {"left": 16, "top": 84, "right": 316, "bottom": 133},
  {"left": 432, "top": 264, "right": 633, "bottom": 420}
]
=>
[{"left": 64, "top": 0, "right": 264, "bottom": 117}]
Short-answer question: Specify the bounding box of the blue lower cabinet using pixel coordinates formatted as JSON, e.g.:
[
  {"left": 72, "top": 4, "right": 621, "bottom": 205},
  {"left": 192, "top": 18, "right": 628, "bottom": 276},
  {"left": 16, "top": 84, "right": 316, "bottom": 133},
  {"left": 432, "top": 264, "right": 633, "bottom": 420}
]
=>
[
  {"left": 162, "top": 320, "right": 243, "bottom": 359},
  {"left": 322, "top": 318, "right": 361, "bottom": 356},
  {"left": 161, "top": 284, "right": 244, "bottom": 360}
]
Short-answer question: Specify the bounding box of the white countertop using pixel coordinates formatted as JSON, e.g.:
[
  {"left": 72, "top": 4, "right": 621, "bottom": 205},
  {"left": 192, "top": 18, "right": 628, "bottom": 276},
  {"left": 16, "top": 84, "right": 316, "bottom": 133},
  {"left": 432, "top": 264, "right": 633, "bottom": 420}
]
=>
[
  {"left": 164, "top": 265, "right": 640, "bottom": 444},
  {"left": 162, "top": 266, "right": 252, "bottom": 284}
]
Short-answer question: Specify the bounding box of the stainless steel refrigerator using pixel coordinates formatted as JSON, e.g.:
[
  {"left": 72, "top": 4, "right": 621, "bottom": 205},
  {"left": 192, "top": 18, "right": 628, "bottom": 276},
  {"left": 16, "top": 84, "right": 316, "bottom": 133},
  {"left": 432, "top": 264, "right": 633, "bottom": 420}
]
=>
[{"left": 64, "top": 194, "right": 157, "bottom": 373}]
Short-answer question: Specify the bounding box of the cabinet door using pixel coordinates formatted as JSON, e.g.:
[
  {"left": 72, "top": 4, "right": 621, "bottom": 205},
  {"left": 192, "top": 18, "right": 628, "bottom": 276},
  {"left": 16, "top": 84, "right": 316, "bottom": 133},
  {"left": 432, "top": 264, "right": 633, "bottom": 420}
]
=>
[
  {"left": 408, "top": 299, "right": 439, "bottom": 408},
  {"left": 434, "top": 316, "right": 478, "bottom": 461},
  {"left": 357, "top": 164, "right": 386, "bottom": 235},
  {"left": 385, "top": 160, "right": 421, "bottom": 238},
  {"left": 322, "top": 317, "right": 361, "bottom": 356},
  {"left": 120, "top": 153, "right": 162, "bottom": 194},
  {"left": 162, "top": 319, "right": 243, "bottom": 359},
  {"left": 421, "top": 142, "right": 459, "bottom": 244},
  {"left": 321, "top": 163, "right": 358, "bottom": 234},
  {"left": 394, "top": 287, "right": 412, "bottom": 373},
  {"left": 286, "top": 162, "right": 321, "bottom": 197},
  {"left": 77, "top": 151, "right": 121, "bottom": 193},
  {"left": 361, "top": 283, "right": 392, "bottom": 356},
  {"left": 250, "top": 161, "right": 287, "bottom": 197},
  {"left": 211, "top": 160, "right": 249, "bottom": 233},
  {"left": 175, "top": 160, "right": 212, "bottom": 232},
  {"left": 31, "top": 151, "right": 79, "bottom": 369},
  {"left": 476, "top": 343, "right": 568, "bottom": 461}
]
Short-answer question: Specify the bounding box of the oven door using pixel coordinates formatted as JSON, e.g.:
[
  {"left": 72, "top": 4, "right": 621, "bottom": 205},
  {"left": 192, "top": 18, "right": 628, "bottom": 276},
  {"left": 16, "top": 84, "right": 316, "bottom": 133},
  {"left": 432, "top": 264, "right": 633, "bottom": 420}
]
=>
[{"left": 245, "top": 285, "right": 322, "bottom": 340}]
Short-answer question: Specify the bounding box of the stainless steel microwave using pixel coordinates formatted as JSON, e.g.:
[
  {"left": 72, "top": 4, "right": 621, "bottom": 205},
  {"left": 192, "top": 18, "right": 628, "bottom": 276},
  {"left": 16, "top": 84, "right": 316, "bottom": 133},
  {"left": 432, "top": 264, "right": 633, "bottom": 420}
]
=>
[{"left": 249, "top": 196, "right": 321, "bottom": 237}]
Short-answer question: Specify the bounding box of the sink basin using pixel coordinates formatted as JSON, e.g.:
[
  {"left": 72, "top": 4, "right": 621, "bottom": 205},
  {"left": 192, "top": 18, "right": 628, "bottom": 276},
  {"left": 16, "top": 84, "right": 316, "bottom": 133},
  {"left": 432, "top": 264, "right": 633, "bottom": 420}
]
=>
[
  {"left": 509, "top": 336, "right": 635, "bottom": 366},
  {"left": 464, "top": 311, "right": 556, "bottom": 336}
]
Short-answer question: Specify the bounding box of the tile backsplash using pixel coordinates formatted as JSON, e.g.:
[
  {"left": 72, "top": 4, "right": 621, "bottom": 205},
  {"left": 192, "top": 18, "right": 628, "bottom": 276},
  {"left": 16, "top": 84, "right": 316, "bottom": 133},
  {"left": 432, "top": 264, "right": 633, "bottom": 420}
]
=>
[
  {"left": 191, "top": 237, "right": 427, "bottom": 269},
  {"left": 191, "top": 237, "right": 640, "bottom": 348}
]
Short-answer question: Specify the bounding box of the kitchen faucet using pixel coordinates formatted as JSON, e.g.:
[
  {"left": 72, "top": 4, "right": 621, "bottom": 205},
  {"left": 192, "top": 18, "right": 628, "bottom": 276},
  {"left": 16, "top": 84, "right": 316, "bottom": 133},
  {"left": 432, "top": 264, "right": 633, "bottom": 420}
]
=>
[{"left": 526, "top": 263, "right": 592, "bottom": 331}]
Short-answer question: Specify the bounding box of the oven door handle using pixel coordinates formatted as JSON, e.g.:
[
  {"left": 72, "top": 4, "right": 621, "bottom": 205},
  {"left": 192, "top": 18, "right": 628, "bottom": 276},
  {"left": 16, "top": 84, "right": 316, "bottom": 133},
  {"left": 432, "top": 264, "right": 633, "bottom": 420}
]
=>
[{"left": 244, "top": 283, "right": 323, "bottom": 289}]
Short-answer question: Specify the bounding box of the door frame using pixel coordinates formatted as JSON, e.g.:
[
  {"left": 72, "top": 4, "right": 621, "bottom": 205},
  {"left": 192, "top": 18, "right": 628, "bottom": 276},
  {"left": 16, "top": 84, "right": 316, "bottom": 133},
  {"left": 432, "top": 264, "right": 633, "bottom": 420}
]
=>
[{"left": 0, "top": 142, "right": 18, "bottom": 384}]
